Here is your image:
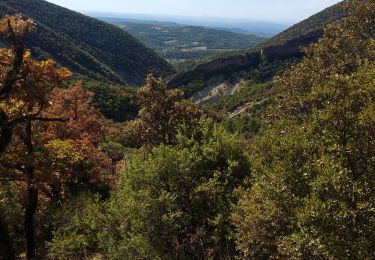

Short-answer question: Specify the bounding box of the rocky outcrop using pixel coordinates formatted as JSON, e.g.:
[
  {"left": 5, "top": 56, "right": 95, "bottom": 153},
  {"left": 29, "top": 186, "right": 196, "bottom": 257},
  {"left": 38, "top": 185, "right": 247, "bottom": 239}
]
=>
[
  {"left": 168, "top": 29, "right": 323, "bottom": 89},
  {"left": 191, "top": 75, "right": 249, "bottom": 105},
  {"left": 168, "top": 52, "right": 260, "bottom": 88}
]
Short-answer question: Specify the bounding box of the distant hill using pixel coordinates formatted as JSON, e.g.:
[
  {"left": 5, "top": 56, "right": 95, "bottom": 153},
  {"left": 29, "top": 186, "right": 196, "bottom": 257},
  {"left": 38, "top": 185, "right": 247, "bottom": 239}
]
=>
[
  {"left": 168, "top": 1, "right": 346, "bottom": 102},
  {"left": 0, "top": 0, "right": 174, "bottom": 85},
  {"left": 259, "top": 2, "right": 346, "bottom": 48},
  {"left": 86, "top": 12, "right": 288, "bottom": 36},
  {"left": 98, "top": 17, "right": 266, "bottom": 62},
  {"left": 213, "top": 21, "right": 288, "bottom": 37}
]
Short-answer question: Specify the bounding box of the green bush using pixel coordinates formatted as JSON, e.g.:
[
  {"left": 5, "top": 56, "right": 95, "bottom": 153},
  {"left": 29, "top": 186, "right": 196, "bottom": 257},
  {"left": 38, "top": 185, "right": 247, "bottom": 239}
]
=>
[{"left": 102, "top": 119, "right": 251, "bottom": 259}]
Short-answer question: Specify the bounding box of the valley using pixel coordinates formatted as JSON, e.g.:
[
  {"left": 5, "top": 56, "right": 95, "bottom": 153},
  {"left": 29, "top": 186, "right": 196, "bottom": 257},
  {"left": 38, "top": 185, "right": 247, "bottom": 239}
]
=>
[
  {"left": 97, "top": 17, "right": 266, "bottom": 63},
  {"left": 1, "top": 0, "right": 374, "bottom": 259}
]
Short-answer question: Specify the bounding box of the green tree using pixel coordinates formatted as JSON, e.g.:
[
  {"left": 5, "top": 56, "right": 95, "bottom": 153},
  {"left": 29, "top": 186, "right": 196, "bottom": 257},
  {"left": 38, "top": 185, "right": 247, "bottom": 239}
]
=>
[
  {"left": 275, "top": 0, "right": 375, "bottom": 117},
  {"left": 102, "top": 119, "right": 251, "bottom": 259},
  {"left": 234, "top": 65, "right": 375, "bottom": 258},
  {"left": 126, "top": 75, "right": 204, "bottom": 147},
  {"left": 233, "top": 0, "right": 375, "bottom": 258},
  {"left": 45, "top": 192, "right": 106, "bottom": 259}
]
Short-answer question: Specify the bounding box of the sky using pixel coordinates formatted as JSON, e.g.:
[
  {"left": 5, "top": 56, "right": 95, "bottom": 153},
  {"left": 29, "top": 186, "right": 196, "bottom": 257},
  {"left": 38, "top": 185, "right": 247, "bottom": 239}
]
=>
[{"left": 46, "top": 0, "right": 342, "bottom": 24}]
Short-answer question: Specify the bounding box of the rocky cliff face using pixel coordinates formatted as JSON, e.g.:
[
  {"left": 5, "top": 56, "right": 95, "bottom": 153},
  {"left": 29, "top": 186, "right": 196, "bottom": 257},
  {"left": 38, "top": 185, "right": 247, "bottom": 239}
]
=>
[
  {"left": 168, "top": 52, "right": 260, "bottom": 89},
  {"left": 190, "top": 74, "right": 249, "bottom": 105}
]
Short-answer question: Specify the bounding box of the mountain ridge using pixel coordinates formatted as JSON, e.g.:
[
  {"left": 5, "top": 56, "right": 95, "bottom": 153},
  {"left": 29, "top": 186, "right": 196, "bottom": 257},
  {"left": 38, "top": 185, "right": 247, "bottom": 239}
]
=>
[
  {"left": 85, "top": 12, "right": 288, "bottom": 36},
  {"left": 0, "top": 0, "right": 174, "bottom": 85}
]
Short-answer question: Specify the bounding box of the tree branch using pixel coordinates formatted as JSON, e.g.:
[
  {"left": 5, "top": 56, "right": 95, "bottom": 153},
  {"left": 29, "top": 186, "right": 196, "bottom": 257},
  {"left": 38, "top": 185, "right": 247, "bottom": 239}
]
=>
[
  {"left": 0, "top": 161, "right": 24, "bottom": 172},
  {"left": 0, "top": 19, "right": 26, "bottom": 100},
  {"left": 9, "top": 116, "right": 66, "bottom": 127}
]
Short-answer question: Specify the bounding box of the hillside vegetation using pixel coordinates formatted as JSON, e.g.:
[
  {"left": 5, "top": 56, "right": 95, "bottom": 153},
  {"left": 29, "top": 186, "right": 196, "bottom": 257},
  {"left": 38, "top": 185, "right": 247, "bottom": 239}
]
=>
[
  {"left": 0, "top": 0, "right": 174, "bottom": 85},
  {"left": 168, "top": 1, "right": 346, "bottom": 103},
  {"left": 259, "top": 1, "right": 346, "bottom": 48}
]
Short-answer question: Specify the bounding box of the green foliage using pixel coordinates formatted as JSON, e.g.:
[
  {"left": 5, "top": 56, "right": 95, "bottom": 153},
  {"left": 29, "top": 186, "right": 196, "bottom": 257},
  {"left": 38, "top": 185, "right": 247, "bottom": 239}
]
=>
[
  {"left": 259, "top": 1, "right": 345, "bottom": 49},
  {"left": 211, "top": 82, "right": 272, "bottom": 113},
  {"left": 234, "top": 67, "right": 375, "bottom": 257},
  {"left": 244, "top": 59, "right": 299, "bottom": 83},
  {"left": 84, "top": 81, "right": 138, "bottom": 122},
  {"left": 102, "top": 119, "right": 251, "bottom": 259},
  {"left": 172, "top": 49, "right": 244, "bottom": 73},
  {"left": 233, "top": 1, "right": 375, "bottom": 258},
  {"left": 233, "top": 123, "right": 313, "bottom": 258},
  {"left": 222, "top": 115, "right": 263, "bottom": 137},
  {"left": 0, "top": 182, "right": 24, "bottom": 255},
  {"left": 184, "top": 77, "right": 206, "bottom": 97},
  {"left": 0, "top": 0, "right": 173, "bottom": 85},
  {"left": 126, "top": 75, "right": 204, "bottom": 147},
  {"left": 46, "top": 193, "right": 106, "bottom": 259}
]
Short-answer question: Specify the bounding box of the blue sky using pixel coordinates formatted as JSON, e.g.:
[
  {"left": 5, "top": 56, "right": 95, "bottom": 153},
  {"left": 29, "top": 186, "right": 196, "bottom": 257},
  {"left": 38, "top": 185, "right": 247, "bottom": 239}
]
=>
[{"left": 47, "top": 0, "right": 342, "bottom": 24}]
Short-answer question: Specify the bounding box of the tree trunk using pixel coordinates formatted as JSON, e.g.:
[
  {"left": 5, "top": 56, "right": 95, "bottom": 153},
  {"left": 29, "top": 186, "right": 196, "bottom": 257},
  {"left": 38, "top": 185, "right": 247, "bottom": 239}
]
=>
[
  {"left": 25, "top": 184, "right": 38, "bottom": 260},
  {"left": 23, "top": 120, "right": 38, "bottom": 259},
  {"left": 0, "top": 217, "right": 15, "bottom": 260},
  {"left": 0, "top": 111, "right": 15, "bottom": 259},
  {"left": 0, "top": 109, "right": 13, "bottom": 154}
]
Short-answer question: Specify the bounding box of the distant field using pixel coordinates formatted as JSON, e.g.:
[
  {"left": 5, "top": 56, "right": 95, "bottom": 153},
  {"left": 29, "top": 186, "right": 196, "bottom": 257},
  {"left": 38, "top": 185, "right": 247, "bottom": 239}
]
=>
[{"left": 98, "top": 17, "right": 267, "bottom": 62}]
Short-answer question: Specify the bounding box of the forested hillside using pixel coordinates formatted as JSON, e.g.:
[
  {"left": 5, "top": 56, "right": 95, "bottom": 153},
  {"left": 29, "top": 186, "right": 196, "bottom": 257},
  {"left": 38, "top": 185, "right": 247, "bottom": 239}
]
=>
[
  {"left": 99, "top": 17, "right": 265, "bottom": 61},
  {"left": 0, "top": 0, "right": 173, "bottom": 85},
  {"left": 1, "top": 0, "right": 375, "bottom": 259},
  {"left": 259, "top": 1, "right": 346, "bottom": 48}
]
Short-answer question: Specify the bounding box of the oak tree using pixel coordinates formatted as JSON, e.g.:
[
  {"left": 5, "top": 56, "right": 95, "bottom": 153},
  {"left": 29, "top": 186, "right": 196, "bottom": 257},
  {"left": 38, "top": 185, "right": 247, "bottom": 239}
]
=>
[{"left": 0, "top": 15, "right": 110, "bottom": 258}]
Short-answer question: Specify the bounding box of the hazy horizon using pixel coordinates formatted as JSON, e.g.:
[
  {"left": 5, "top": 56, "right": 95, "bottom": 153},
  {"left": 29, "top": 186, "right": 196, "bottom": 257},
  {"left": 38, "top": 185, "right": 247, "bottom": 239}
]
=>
[
  {"left": 46, "top": 0, "right": 342, "bottom": 24},
  {"left": 83, "top": 11, "right": 289, "bottom": 25}
]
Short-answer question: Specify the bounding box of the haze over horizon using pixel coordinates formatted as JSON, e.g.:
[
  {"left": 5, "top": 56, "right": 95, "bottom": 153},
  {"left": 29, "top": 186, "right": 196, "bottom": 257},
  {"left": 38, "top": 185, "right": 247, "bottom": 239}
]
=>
[{"left": 46, "top": 0, "right": 342, "bottom": 24}]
